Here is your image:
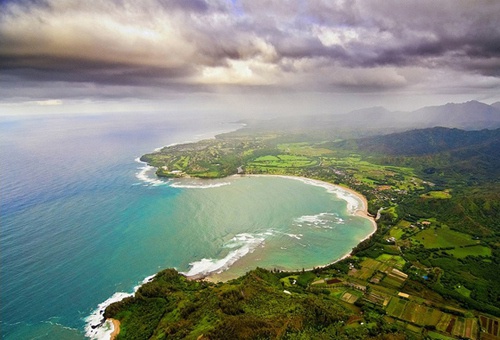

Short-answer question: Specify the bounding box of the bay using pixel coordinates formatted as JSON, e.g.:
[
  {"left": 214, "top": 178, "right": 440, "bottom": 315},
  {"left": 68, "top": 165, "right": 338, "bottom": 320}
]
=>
[{"left": 0, "top": 112, "right": 373, "bottom": 339}]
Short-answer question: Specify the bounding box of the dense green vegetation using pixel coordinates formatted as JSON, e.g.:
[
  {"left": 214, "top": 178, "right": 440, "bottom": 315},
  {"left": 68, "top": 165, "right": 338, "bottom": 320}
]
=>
[
  {"left": 106, "top": 268, "right": 412, "bottom": 340},
  {"left": 112, "top": 126, "right": 500, "bottom": 339}
]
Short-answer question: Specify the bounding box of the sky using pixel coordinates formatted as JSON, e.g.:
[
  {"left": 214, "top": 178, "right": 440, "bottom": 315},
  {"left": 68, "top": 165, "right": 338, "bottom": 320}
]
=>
[{"left": 1, "top": 0, "right": 500, "bottom": 117}]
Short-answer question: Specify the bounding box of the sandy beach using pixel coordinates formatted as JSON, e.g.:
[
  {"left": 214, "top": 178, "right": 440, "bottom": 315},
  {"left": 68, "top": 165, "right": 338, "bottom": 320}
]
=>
[
  {"left": 336, "top": 184, "right": 378, "bottom": 238},
  {"left": 110, "top": 319, "right": 120, "bottom": 340}
]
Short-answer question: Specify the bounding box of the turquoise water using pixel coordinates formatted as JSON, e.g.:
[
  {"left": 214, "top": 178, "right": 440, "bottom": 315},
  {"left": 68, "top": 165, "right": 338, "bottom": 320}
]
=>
[{"left": 0, "top": 113, "right": 373, "bottom": 339}]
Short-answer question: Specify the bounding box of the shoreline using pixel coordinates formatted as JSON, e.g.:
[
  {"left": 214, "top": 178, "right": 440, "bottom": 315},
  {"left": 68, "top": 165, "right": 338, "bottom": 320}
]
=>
[
  {"left": 243, "top": 174, "right": 377, "bottom": 235},
  {"left": 110, "top": 319, "right": 120, "bottom": 340},
  {"left": 105, "top": 173, "right": 378, "bottom": 338},
  {"left": 195, "top": 174, "right": 377, "bottom": 282}
]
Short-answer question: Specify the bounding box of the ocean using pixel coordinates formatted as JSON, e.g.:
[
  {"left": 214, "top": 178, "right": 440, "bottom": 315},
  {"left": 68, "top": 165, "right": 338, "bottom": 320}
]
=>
[{"left": 0, "top": 112, "right": 373, "bottom": 339}]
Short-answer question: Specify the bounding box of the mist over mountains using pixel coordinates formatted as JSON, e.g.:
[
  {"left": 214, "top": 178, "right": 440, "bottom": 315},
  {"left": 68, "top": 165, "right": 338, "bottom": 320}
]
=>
[
  {"left": 243, "top": 100, "right": 500, "bottom": 136},
  {"left": 339, "top": 101, "right": 500, "bottom": 130}
]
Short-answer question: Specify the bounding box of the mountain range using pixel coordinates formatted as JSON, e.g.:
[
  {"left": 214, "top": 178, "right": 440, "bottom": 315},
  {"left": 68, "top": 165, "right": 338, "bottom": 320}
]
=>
[{"left": 242, "top": 100, "right": 500, "bottom": 135}]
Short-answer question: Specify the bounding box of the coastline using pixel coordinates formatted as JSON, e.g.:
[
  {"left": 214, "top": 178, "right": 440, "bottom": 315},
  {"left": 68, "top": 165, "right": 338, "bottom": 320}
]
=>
[
  {"left": 243, "top": 174, "right": 377, "bottom": 233},
  {"left": 110, "top": 319, "right": 120, "bottom": 340},
  {"left": 104, "top": 173, "right": 378, "bottom": 338},
  {"left": 201, "top": 174, "right": 377, "bottom": 282}
]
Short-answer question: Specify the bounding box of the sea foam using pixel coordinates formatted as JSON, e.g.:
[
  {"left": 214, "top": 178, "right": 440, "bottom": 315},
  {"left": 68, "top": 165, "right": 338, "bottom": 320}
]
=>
[
  {"left": 181, "top": 232, "right": 268, "bottom": 277},
  {"left": 278, "top": 176, "right": 364, "bottom": 214},
  {"left": 169, "top": 181, "right": 231, "bottom": 189},
  {"left": 294, "top": 212, "right": 344, "bottom": 229},
  {"left": 85, "top": 274, "right": 155, "bottom": 339},
  {"left": 134, "top": 158, "right": 169, "bottom": 186}
]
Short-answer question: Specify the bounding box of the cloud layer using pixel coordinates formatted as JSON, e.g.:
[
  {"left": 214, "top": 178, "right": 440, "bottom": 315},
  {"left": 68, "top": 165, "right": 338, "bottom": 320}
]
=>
[{"left": 1, "top": 0, "right": 499, "bottom": 105}]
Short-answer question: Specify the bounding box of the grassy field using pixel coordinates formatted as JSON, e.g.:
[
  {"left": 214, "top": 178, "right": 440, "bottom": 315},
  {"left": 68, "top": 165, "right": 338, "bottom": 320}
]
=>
[
  {"left": 412, "top": 226, "right": 478, "bottom": 248},
  {"left": 386, "top": 297, "right": 407, "bottom": 318},
  {"left": 420, "top": 190, "right": 452, "bottom": 199},
  {"left": 448, "top": 245, "right": 492, "bottom": 258},
  {"left": 389, "top": 227, "right": 405, "bottom": 240},
  {"left": 250, "top": 154, "right": 317, "bottom": 168},
  {"left": 376, "top": 254, "right": 406, "bottom": 270},
  {"left": 350, "top": 258, "right": 384, "bottom": 280},
  {"left": 277, "top": 143, "right": 334, "bottom": 157}
]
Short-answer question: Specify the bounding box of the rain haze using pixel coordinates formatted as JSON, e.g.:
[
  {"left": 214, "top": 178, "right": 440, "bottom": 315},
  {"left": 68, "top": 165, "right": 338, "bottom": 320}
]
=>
[{"left": 1, "top": 0, "right": 500, "bottom": 118}]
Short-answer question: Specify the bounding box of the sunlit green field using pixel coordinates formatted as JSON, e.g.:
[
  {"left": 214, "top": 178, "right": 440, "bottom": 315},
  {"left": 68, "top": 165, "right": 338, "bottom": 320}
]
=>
[{"left": 412, "top": 226, "right": 478, "bottom": 248}]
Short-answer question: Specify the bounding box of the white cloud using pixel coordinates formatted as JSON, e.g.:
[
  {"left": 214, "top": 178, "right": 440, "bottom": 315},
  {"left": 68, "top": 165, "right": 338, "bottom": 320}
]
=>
[
  {"left": 36, "top": 99, "right": 63, "bottom": 106},
  {"left": 313, "top": 25, "right": 359, "bottom": 48}
]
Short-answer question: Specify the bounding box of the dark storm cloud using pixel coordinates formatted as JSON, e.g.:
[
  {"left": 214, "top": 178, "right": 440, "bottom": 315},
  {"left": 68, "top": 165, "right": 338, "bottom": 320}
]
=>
[{"left": 0, "top": 0, "right": 499, "bottom": 99}]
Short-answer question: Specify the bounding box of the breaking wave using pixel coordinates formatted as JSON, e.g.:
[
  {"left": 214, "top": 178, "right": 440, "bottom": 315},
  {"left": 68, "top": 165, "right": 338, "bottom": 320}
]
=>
[
  {"left": 181, "top": 231, "right": 271, "bottom": 277},
  {"left": 85, "top": 275, "right": 155, "bottom": 339},
  {"left": 294, "top": 212, "right": 344, "bottom": 229}
]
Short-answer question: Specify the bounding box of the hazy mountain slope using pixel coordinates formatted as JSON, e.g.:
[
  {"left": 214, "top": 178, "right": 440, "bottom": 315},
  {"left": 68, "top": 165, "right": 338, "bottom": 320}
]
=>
[
  {"left": 353, "top": 127, "right": 500, "bottom": 156},
  {"left": 409, "top": 101, "right": 500, "bottom": 129},
  {"left": 241, "top": 101, "right": 500, "bottom": 136},
  {"left": 490, "top": 101, "right": 500, "bottom": 110},
  {"left": 341, "top": 100, "right": 500, "bottom": 130},
  {"left": 343, "top": 127, "right": 500, "bottom": 185}
]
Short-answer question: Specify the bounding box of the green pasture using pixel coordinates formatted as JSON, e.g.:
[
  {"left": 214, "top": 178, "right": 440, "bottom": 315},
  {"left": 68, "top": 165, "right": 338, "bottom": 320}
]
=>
[
  {"left": 448, "top": 245, "right": 491, "bottom": 258},
  {"left": 420, "top": 190, "right": 452, "bottom": 199},
  {"left": 376, "top": 254, "right": 406, "bottom": 269},
  {"left": 412, "top": 226, "right": 477, "bottom": 248},
  {"left": 389, "top": 227, "right": 404, "bottom": 240},
  {"left": 250, "top": 154, "right": 317, "bottom": 168},
  {"left": 280, "top": 275, "right": 298, "bottom": 288},
  {"left": 396, "top": 220, "right": 412, "bottom": 228},
  {"left": 192, "top": 171, "right": 220, "bottom": 178},
  {"left": 277, "top": 143, "right": 334, "bottom": 157}
]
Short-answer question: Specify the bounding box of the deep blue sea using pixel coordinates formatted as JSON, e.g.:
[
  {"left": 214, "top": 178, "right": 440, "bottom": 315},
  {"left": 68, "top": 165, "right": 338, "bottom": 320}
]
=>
[{"left": 0, "top": 112, "right": 373, "bottom": 339}]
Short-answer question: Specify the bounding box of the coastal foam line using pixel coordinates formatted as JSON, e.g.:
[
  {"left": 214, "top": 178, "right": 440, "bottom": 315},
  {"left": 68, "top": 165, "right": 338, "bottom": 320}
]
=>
[
  {"left": 85, "top": 231, "right": 271, "bottom": 338},
  {"left": 84, "top": 275, "right": 155, "bottom": 340},
  {"left": 238, "top": 174, "right": 377, "bottom": 272},
  {"left": 283, "top": 176, "right": 364, "bottom": 214},
  {"left": 88, "top": 124, "right": 247, "bottom": 338},
  {"left": 134, "top": 157, "right": 170, "bottom": 186},
  {"left": 169, "top": 181, "right": 231, "bottom": 189},
  {"left": 181, "top": 231, "right": 269, "bottom": 278},
  {"left": 294, "top": 212, "right": 344, "bottom": 229},
  {"left": 99, "top": 173, "right": 375, "bottom": 339},
  {"left": 275, "top": 174, "right": 377, "bottom": 238},
  {"left": 241, "top": 174, "right": 368, "bottom": 215},
  {"left": 134, "top": 160, "right": 232, "bottom": 189}
]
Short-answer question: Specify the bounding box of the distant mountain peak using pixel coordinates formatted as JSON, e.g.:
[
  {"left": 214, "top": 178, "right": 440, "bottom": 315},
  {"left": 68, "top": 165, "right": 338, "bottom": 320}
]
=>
[{"left": 491, "top": 101, "right": 500, "bottom": 109}]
